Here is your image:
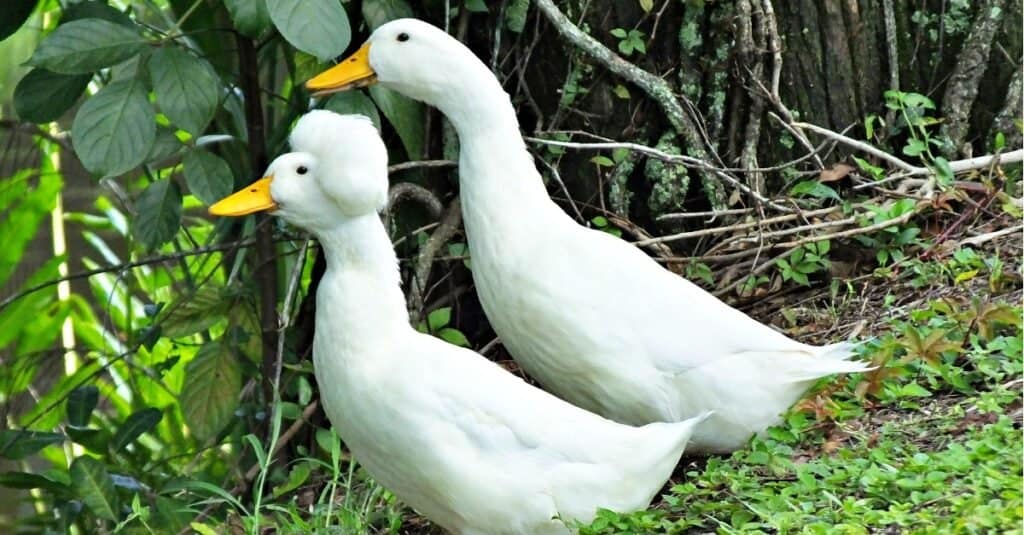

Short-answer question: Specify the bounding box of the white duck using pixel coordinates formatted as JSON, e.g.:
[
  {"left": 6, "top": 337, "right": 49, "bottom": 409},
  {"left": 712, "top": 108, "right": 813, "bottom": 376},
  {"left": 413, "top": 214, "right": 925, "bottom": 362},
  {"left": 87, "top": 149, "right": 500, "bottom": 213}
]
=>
[
  {"left": 305, "top": 19, "right": 870, "bottom": 453},
  {"left": 208, "top": 111, "right": 708, "bottom": 535}
]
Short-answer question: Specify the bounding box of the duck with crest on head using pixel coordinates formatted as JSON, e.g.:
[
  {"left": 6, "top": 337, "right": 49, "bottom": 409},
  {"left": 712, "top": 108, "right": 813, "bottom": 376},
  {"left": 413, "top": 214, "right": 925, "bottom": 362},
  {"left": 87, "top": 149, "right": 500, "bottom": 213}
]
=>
[
  {"left": 208, "top": 110, "right": 709, "bottom": 535},
  {"left": 304, "top": 19, "right": 870, "bottom": 454}
]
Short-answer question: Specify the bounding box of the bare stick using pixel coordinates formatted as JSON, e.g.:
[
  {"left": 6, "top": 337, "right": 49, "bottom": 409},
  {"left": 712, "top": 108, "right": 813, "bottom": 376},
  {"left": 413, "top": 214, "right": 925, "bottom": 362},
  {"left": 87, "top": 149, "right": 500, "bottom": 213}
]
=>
[
  {"left": 793, "top": 121, "right": 920, "bottom": 173},
  {"left": 408, "top": 200, "right": 463, "bottom": 324},
  {"left": 388, "top": 159, "right": 456, "bottom": 174}
]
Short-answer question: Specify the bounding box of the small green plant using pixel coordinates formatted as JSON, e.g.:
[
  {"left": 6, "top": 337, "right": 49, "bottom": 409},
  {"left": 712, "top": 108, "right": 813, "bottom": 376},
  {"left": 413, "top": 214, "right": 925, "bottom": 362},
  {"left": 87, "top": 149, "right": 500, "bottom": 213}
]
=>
[
  {"left": 855, "top": 199, "right": 922, "bottom": 265},
  {"left": 416, "top": 307, "right": 471, "bottom": 347},
  {"left": 884, "top": 90, "right": 955, "bottom": 185},
  {"left": 685, "top": 261, "right": 714, "bottom": 286},
  {"left": 590, "top": 215, "right": 622, "bottom": 238},
  {"left": 776, "top": 240, "right": 831, "bottom": 286},
  {"left": 610, "top": 28, "right": 646, "bottom": 56}
]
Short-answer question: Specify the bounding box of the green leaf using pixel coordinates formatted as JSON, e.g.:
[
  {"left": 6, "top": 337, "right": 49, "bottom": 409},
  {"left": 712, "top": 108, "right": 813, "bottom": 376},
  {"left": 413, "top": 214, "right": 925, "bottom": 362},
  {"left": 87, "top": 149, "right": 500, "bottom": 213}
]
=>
[
  {"left": 903, "top": 138, "right": 927, "bottom": 157},
  {"left": 427, "top": 307, "right": 451, "bottom": 331},
  {"left": 505, "top": 0, "right": 529, "bottom": 32},
  {"left": 183, "top": 149, "right": 234, "bottom": 205},
  {"left": 191, "top": 523, "right": 219, "bottom": 535},
  {"left": 0, "top": 471, "right": 70, "bottom": 494},
  {"left": 224, "top": 0, "right": 272, "bottom": 38},
  {"left": 0, "top": 430, "right": 64, "bottom": 460},
  {"left": 932, "top": 156, "right": 954, "bottom": 186},
  {"left": 111, "top": 407, "right": 162, "bottom": 453},
  {"left": 180, "top": 343, "right": 241, "bottom": 442},
  {"left": 66, "top": 385, "right": 100, "bottom": 427},
  {"left": 638, "top": 0, "right": 654, "bottom": 11},
  {"left": 362, "top": 0, "right": 414, "bottom": 30},
  {"left": 132, "top": 179, "right": 182, "bottom": 249},
  {"left": 0, "top": 0, "right": 36, "bottom": 42},
  {"left": 324, "top": 91, "right": 381, "bottom": 130},
  {"left": 70, "top": 456, "right": 118, "bottom": 521},
  {"left": 62, "top": 1, "right": 135, "bottom": 27},
  {"left": 149, "top": 47, "right": 221, "bottom": 136},
  {"left": 465, "top": 0, "right": 488, "bottom": 12},
  {"left": 610, "top": 28, "right": 627, "bottom": 38},
  {"left": 267, "top": 0, "right": 351, "bottom": 62},
  {"left": 71, "top": 77, "right": 155, "bottom": 176},
  {"left": 13, "top": 68, "right": 91, "bottom": 123},
  {"left": 66, "top": 427, "right": 112, "bottom": 453},
  {"left": 272, "top": 462, "right": 311, "bottom": 498},
  {"left": 369, "top": 85, "right": 424, "bottom": 159},
  {"left": 439, "top": 327, "right": 470, "bottom": 347},
  {"left": 160, "top": 284, "right": 229, "bottom": 338},
  {"left": 28, "top": 19, "right": 146, "bottom": 74},
  {"left": 790, "top": 180, "right": 842, "bottom": 202},
  {"left": 146, "top": 126, "right": 184, "bottom": 165}
]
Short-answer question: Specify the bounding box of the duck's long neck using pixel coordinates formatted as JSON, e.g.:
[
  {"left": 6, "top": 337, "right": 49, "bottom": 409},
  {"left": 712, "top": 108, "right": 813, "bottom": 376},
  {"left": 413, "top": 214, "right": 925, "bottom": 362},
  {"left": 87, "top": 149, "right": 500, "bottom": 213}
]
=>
[
  {"left": 314, "top": 213, "right": 410, "bottom": 342},
  {"left": 433, "top": 66, "right": 559, "bottom": 226}
]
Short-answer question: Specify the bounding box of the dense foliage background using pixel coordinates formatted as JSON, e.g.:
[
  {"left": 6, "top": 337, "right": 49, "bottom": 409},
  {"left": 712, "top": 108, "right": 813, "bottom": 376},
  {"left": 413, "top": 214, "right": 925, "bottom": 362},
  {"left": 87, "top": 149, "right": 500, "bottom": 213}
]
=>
[{"left": 0, "top": 0, "right": 1020, "bottom": 533}]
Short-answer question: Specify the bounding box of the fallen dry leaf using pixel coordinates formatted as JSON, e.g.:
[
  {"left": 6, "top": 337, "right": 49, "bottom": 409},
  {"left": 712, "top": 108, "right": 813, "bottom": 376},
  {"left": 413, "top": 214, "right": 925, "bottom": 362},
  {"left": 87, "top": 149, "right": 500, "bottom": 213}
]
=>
[{"left": 820, "top": 163, "right": 855, "bottom": 183}]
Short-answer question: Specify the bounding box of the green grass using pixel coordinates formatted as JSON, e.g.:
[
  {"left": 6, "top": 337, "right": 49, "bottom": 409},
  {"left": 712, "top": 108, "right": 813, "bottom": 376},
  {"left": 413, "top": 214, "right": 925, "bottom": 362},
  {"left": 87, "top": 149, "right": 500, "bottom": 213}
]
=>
[{"left": 580, "top": 292, "right": 1023, "bottom": 534}]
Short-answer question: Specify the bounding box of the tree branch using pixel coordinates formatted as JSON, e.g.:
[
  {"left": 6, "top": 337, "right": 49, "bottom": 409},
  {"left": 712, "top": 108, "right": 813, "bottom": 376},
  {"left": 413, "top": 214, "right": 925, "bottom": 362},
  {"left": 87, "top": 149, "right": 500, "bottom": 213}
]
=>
[{"left": 237, "top": 33, "right": 279, "bottom": 406}]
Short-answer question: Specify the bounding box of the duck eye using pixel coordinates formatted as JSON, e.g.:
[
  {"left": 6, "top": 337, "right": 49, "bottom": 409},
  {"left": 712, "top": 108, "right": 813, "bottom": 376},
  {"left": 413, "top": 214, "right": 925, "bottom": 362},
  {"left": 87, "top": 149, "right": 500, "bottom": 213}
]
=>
[
  {"left": 296, "top": 166, "right": 308, "bottom": 175},
  {"left": 397, "top": 32, "right": 409, "bottom": 42}
]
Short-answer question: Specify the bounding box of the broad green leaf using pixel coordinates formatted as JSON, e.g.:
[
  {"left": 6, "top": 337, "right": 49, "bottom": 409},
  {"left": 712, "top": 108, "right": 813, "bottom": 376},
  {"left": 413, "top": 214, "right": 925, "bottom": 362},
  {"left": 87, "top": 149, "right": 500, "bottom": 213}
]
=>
[
  {"left": 146, "top": 126, "right": 184, "bottom": 165},
  {"left": 66, "top": 427, "right": 112, "bottom": 453},
  {"left": 0, "top": 471, "right": 70, "bottom": 494},
  {"left": 224, "top": 0, "right": 271, "bottom": 38},
  {"left": 362, "top": 0, "right": 413, "bottom": 30},
  {"left": 465, "top": 0, "right": 488, "bottom": 12},
  {"left": 149, "top": 47, "right": 221, "bottom": 135},
  {"left": 13, "top": 68, "right": 92, "bottom": 123},
  {"left": 0, "top": 430, "right": 64, "bottom": 460},
  {"left": 110, "top": 407, "right": 162, "bottom": 452},
  {"left": 0, "top": 0, "right": 35, "bottom": 42},
  {"left": 427, "top": 307, "right": 451, "bottom": 331},
  {"left": 180, "top": 343, "right": 241, "bottom": 442},
  {"left": 160, "top": 284, "right": 229, "bottom": 338},
  {"left": 267, "top": 0, "right": 351, "bottom": 62},
  {"left": 439, "top": 327, "right": 470, "bottom": 347},
  {"left": 505, "top": 0, "right": 529, "bottom": 32},
  {"left": 639, "top": 0, "right": 654, "bottom": 11},
  {"left": 324, "top": 91, "right": 381, "bottom": 130},
  {"left": 70, "top": 457, "right": 117, "bottom": 521},
  {"left": 369, "top": 85, "right": 424, "bottom": 159},
  {"left": 66, "top": 385, "right": 100, "bottom": 427},
  {"left": 71, "top": 77, "right": 155, "bottom": 176},
  {"left": 183, "top": 149, "right": 234, "bottom": 205},
  {"left": 29, "top": 19, "right": 146, "bottom": 74},
  {"left": 790, "top": 180, "right": 842, "bottom": 202},
  {"left": 132, "top": 179, "right": 182, "bottom": 249},
  {"left": 272, "top": 462, "right": 312, "bottom": 498},
  {"left": 62, "top": 1, "right": 135, "bottom": 27},
  {"left": 294, "top": 50, "right": 331, "bottom": 83}
]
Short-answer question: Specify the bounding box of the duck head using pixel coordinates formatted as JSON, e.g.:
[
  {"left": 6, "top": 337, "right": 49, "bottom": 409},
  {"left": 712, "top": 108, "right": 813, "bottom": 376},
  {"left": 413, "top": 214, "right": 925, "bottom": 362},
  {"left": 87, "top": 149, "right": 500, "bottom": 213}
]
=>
[
  {"left": 305, "top": 18, "right": 495, "bottom": 111},
  {"left": 209, "top": 110, "right": 388, "bottom": 234}
]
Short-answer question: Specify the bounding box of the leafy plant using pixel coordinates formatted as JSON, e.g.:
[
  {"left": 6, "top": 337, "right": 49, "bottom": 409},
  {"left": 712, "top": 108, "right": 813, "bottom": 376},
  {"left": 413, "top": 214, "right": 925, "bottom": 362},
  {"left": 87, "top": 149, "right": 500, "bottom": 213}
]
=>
[
  {"left": 776, "top": 240, "right": 831, "bottom": 286},
  {"left": 610, "top": 28, "right": 646, "bottom": 56}
]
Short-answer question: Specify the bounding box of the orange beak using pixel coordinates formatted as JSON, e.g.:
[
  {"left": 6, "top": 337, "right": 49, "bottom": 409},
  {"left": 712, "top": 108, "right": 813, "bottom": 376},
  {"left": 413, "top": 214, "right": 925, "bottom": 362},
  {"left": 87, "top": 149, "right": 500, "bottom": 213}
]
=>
[
  {"left": 208, "top": 177, "right": 277, "bottom": 216},
  {"left": 305, "top": 42, "right": 377, "bottom": 97}
]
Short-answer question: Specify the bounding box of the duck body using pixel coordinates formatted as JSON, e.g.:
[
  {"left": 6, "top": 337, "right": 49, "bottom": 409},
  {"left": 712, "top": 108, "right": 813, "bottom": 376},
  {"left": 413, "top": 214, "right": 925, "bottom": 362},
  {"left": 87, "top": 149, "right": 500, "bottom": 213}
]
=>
[
  {"left": 458, "top": 124, "right": 862, "bottom": 453},
  {"left": 313, "top": 214, "right": 705, "bottom": 534},
  {"left": 211, "top": 111, "right": 707, "bottom": 534},
  {"left": 306, "top": 20, "right": 870, "bottom": 453}
]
